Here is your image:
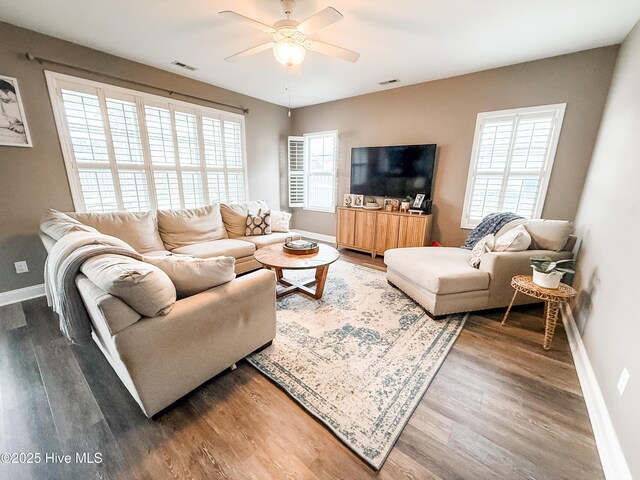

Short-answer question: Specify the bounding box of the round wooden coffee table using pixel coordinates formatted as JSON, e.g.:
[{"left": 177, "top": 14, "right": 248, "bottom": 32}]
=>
[
  {"left": 501, "top": 275, "right": 577, "bottom": 350},
  {"left": 254, "top": 243, "right": 340, "bottom": 299}
]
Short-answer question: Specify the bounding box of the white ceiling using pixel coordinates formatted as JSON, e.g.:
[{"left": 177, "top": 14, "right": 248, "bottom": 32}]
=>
[{"left": 1, "top": 0, "right": 639, "bottom": 108}]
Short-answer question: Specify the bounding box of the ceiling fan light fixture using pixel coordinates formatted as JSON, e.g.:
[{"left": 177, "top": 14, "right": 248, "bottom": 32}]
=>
[{"left": 273, "top": 41, "right": 307, "bottom": 66}]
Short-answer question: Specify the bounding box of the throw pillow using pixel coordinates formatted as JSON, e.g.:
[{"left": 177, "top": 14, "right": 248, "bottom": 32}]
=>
[
  {"left": 469, "top": 234, "right": 495, "bottom": 268},
  {"left": 270, "top": 210, "right": 292, "bottom": 233},
  {"left": 523, "top": 219, "right": 573, "bottom": 251},
  {"left": 245, "top": 210, "right": 271, "bottom": 236},
  {"left": 81, "top": 254, "right": 176, "bottom": 317},
  {"left": 156, "top": 204, "right": 227, "bottom": 250},
  {"left": 220, "top": 200, "right": 269, "bottom": 238},
  {"left": 68, "top": 210, "right": 165, "bottom": 254},
  {"left": 494, "top": 225, "right": 532, "bottom": 252},
  {"left": 40, "top": 209, "right": 99, "bottom": 241},
  {"left": 143, "top": 254, "right": 236, "bottom": 298}
]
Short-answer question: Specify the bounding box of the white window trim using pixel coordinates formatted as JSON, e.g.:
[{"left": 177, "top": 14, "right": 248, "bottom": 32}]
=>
[
  {"left": 45, "top": 70, "right": 249, "bottom": 212},
  {"left": 460, "top": 103, "right": 566, "bottom": 229},
  {"left": 302, "top": 130, "right": 338, "bottom": 213}
]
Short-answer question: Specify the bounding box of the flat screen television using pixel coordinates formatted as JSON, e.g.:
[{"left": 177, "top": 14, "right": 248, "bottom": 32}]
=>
[{"left": 350, "top": 144, "right": 437, "bottom": 199}]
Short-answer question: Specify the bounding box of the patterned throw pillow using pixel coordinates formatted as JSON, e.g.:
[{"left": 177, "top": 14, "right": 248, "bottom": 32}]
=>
[
  {"left": 469, "top": 234, "right": 495, "bottom": 268},
  {"left": 245, "top": 210, "right": 271, "bottom": 236}
]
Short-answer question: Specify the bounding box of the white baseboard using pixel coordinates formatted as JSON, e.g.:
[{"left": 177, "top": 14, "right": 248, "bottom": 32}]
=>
[
  {"left": 292, "top": 229, "right": 337, "bottom": 244},
  {"left": 562, "top": 304, "right": 632, "bottom": 480},
  {"left": 0, "top": 283, "right": 46, "bottom": 307}
]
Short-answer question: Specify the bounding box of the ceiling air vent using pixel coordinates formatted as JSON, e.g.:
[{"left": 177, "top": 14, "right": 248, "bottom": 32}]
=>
[
  {"left": 171, "top": 60, "right": 198, "bottom": 71},
  {"left": 379, "top": 79, "right": 400, "bottom": 86}
]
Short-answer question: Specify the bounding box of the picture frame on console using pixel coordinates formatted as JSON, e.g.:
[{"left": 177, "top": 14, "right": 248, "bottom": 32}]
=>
[
  {"left": 413, "top": 193, "right": 426, "bottom": 209},
  {"left": 352, "top": 195, "right": 364, "bottom": 207}
]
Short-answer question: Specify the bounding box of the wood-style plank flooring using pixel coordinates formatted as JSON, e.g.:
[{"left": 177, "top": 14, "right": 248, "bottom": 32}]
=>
[{"left": 0, "top": 249, "right": 604, "bottom": 479}]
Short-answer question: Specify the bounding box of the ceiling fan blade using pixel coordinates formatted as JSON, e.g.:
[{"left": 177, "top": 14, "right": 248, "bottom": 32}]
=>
[
  {"left": 224, "top": 42, "right": 276, "bottom": 62},
  {"left": 219, "top": 11, "right": 274, "bottom": 33},
  {"left": 308, "top": 41, "right": 360, "bottom": 63},
  {"left": 297, "top": 7, "right": 343, "bottom": 35}
]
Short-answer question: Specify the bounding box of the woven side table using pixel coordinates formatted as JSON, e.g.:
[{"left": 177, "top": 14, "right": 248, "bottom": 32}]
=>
[{"left": 501, "top": 275, "right": 577, "bottom": 350}]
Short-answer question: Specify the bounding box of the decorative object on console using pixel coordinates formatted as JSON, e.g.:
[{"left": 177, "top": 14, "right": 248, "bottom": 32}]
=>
[
  {"left": 352, "top": 194, "right": 364, "bottom": 207},
  {"left": 383, "top": 198, "right": 393, "bottom": 211},
  {"left": 530, "top": 256, "right": 575, "bottom": 289},
  {"left": 364, "top": 197, "right": 380, "bottom": 209},
  {"left": 413, "top": 193, "right": 425, "bottom": 208},
  {"left": 391, "top": 199, "right": 400, "bottom": 211},
  {"left": 343, "top": 193, "right": 353, "bottom": 207},
  {"left": 245, "top": 210, "right": 272, "bottom": 236},
  {"left": 247, "top": 260, "right": 466, "bottom": 469},
  {"left": 401, "top": 196, "right": 412, "bottom": 212},
  {"left": 0, "top": 75, "right": 32, "bottom": 147}
]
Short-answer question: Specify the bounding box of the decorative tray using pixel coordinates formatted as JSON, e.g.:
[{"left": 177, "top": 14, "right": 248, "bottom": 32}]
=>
[
  {"left": 283, "top": 238, "right": 319, "bottom": 255},
  {"left": 363, "top": 205, "right": 382, "bottom": 210}
]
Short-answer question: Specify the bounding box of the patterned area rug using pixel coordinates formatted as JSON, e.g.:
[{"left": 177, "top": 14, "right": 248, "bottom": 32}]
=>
[{"left": 247, "top": 260, "right": 467, "bottom": 469}]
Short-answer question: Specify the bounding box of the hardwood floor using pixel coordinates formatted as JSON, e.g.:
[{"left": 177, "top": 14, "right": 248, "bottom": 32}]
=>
[{"left": 0, "top": 249, "right": 604, "bottom": 479}]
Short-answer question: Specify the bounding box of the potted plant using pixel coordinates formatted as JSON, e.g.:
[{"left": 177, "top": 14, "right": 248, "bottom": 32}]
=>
[
  {"left": 401, "top": 196, "right": 412, "bottom": 212},
  {"left": 530, "top": 256, "right": 575, "bottom": 289}
]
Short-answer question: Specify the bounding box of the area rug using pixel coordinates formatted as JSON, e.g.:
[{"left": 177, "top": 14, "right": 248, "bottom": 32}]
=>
[{"left": 247, "top": 260, "right": 467, "bottom": 469}]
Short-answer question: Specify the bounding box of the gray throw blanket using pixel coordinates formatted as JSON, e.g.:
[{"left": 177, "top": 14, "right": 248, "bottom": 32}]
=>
[
  {"left": 45, "top": 232, "right": 142, "bottom": 345},
  {"left": 463, "top": 212, "right": 523, "bottom": 249}
]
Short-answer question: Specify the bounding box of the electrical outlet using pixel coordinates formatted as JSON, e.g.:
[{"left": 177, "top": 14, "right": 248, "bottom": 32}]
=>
[
  {"left": 14, "top": 261, "right": 28, "bottom": 274},
  {"left": 617, "top": 368, "right": 630, "bottom": 396}
]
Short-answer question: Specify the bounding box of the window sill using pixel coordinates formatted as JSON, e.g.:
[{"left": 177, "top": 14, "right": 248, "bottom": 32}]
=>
[{"left": 303, "top": 207, "right": 336, "bottom": 214}]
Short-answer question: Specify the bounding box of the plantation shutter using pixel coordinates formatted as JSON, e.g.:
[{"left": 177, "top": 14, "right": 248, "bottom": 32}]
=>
[
  {"left": 462, "top": 104, "right": 565, "bottom": 228},
  {"left": 288, "top": 135, "right": 304, "bottom": 207},
  {"left": 48, "top": 72, "right": 248, "bottom": 213}
]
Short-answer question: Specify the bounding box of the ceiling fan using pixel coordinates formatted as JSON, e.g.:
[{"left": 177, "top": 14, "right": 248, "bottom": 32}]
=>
[{"left": 219, "top": 0, "right": 360, "bottom": 67}]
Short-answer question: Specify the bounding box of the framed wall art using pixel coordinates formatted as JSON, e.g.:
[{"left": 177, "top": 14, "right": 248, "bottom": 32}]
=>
[{"left": 0, "top": 75, "right": 32, "bottom": 147}]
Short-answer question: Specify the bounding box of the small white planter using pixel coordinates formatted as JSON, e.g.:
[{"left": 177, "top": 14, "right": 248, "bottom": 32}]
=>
[{"left": 532, "top": 269, "right": 564, "bottom": 289}]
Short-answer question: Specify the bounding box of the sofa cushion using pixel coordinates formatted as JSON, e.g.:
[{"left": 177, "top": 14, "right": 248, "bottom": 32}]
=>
[
  {"left": 81, "top": 254, "right": 176, "bottom": 317},
  {"left": 221, "top": 200, "right": 269, "bottom": 238},
  {"left": 523, "top": 219, "right": 573, "bottom": 252},
  {"left": 143, "top": 254, "right": 236, "bottom": 298},
  {"left": 271, "top": 210, "right": 292, "bottom": 232},
  {"left": 40, "top": 209, "right": 100, "bottom": 241},
  {"left": 171, "top": 238, "right": 256, "bottom": 259},
  {"left": 157, "top": 204, "right": 227, "bottom": 250},
  {"left": 245, "top": 210, "right": 271, "bottom": 236},
  {"left": 68, "top": 211, "right": 165, "bottom": 254},
  {"left": 494, "top": 225, "right": 531, "bottom": 252},
  {"left": 384, "top": 247, "right": 490, "bottom": 295},
  {"left": 241, "top": 232, "right": 301, "bottom": 248}
]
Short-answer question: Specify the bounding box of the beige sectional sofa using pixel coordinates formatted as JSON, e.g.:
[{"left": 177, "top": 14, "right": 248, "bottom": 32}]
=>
[
  {"left": 42, "top": 201, "right": 300, "bottom": 275},
  {"left": 40, "top": 200, "right": 298, "bottom": 417},
  {"left": 385, "top": 219, "right": 576, "bottom": 317}
]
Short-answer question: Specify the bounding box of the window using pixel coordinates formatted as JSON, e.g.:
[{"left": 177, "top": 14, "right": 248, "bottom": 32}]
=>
[
  {"left": 46, "top": 71, "right": 247, "bottom": 212},
  {"left": 287, "top": 131, "right": 338, "bottom": 212},
  {"left": 461, "top": 103, "right": 566, "bottom": 228}
]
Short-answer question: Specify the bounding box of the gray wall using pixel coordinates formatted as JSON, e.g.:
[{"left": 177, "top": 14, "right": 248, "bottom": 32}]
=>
[
  {"left": 573, "top": 20, "right": 640, "bottom": 478},
  {"left": 0, "top": 21, "right": 290, "bottom": 294},
  {"left": 290, "top": 47, "right": 618, "bottom": 246}
]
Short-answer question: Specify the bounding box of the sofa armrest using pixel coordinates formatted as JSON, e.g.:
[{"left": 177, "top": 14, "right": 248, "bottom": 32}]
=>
[
  {"left": 111, "top": 268, "right": 277, "bottom": 415},
  {"left": 480, "top": 249, "right": 573, "bottom": 307}
]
